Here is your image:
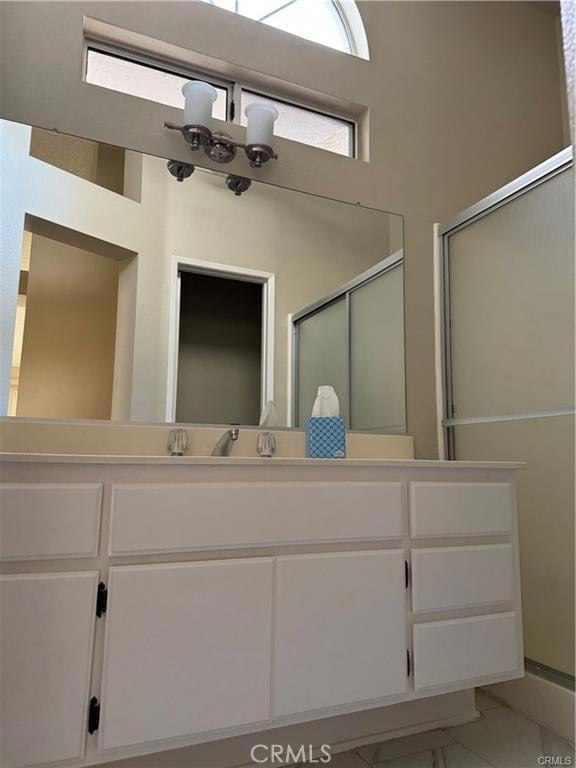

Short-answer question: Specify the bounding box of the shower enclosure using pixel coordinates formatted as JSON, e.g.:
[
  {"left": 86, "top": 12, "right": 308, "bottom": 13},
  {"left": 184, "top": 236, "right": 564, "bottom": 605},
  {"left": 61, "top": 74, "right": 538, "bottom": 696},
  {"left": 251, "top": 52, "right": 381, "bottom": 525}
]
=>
[{"left": 437, "top": 147, "right": 575, "bottom": 683}]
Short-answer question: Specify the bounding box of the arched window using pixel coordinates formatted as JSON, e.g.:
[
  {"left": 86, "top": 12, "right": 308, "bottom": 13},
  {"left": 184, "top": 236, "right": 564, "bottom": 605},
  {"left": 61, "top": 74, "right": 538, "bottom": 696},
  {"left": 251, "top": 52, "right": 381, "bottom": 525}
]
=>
[{"left": 203, "top": 0, "right": 369, "bottom": 59}]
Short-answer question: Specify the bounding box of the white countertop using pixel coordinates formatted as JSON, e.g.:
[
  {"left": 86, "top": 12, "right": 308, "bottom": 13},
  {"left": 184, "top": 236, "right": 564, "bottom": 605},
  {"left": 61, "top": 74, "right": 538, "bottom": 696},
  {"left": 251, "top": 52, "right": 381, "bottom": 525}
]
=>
[{"left": 0, "top": 452, "right": 525, "bottom": 469}]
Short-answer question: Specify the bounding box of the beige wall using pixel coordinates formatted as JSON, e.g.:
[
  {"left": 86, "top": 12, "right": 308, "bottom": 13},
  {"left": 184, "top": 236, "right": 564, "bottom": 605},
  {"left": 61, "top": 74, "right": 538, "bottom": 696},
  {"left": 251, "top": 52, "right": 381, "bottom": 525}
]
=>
[
  {"left": 30, "top": 130, "right": 99, "bottom": 185},
  {"left": 0, "top": 1, "right": 566, "bottom": 456},
  {"left": 0, "top": 418, "right": 415, "bottom": 460},
  {"left": 17, "top": 233, "right": 119, "bottom": 419},
  {"left": 30, "top": 128, "right": 126, "bottom": 194}
]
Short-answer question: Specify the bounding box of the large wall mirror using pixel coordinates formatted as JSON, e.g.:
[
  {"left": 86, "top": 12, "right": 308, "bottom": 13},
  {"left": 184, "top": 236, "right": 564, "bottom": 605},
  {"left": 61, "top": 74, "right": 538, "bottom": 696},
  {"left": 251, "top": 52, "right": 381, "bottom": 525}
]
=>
[{"left": 0, "top": 119, "right": 405, "bottom": 432}]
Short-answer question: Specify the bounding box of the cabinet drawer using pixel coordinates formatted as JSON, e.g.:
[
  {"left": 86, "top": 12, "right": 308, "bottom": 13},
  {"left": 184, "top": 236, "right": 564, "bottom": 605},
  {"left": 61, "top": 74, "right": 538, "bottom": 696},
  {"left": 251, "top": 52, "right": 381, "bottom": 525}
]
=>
[
  {"left": 110, "top": 482, "right": 403, "bottom": 555},
  {"left": 413, "top": 612, "right": 521, "bottom": 690},
  {"left": 410, "top": 482, "right": 513, "bottom": 538},
  {"left": 0, "top": 484, "right": 102, "bottom": 560},
  {"left": 411, "top": 544, "right": 515, "bottom": 612}
]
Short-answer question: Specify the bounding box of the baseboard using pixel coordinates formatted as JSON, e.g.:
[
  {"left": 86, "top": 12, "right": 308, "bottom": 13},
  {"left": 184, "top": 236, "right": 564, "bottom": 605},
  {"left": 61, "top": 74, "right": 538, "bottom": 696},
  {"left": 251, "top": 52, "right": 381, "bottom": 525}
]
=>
[
  {"left": 320, "top": 710, "right": 482, "bottom": 760},
  {"left": 484, "top": 672, "right": 575, "bottom": 743},
  {"left": 100, "top": 690, "right": 477, "bottom": 768}
]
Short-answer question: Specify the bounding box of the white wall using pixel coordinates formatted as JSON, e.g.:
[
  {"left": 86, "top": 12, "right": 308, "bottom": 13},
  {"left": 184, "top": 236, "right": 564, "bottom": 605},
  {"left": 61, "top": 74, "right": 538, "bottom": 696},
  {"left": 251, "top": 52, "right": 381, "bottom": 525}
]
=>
[{"left": 0, "top": 1, "right": 566, "bottom": 454}]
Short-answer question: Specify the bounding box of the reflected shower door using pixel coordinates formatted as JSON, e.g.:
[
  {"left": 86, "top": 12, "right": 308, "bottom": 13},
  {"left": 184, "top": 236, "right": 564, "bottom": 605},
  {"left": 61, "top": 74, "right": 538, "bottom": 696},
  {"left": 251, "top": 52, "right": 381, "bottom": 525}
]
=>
[
  {"left": 441, "top": 153, "right": 575, "bottom": 678},
  {"left": 293, "top": 254, "right": 406, "bottom": 431},
  {"left": 350, "top": 264, "right": 405, "bottom": 432},
  {"left": 296, "top": 298, "right": 348, "bottom": 427}
]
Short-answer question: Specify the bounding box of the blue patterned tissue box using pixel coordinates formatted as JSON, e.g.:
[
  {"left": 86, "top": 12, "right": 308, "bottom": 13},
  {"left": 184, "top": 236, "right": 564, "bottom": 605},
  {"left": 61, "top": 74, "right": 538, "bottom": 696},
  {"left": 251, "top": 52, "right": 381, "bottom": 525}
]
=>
[{"left": 306, "top": 417, "right": 346, "bottom": 459}]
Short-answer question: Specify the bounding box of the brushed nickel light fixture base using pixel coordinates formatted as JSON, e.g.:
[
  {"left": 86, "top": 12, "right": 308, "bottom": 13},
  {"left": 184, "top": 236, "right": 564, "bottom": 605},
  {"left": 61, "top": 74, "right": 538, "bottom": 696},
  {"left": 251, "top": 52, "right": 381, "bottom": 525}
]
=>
[{"left": 164, "top": 122, "right": 278, "bottom": 167}]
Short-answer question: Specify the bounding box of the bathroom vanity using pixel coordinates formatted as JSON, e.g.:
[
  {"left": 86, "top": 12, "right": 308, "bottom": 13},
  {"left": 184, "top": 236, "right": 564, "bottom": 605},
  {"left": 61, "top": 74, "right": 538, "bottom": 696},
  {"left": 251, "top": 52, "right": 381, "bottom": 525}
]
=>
[{"left": 0, "top": 454, "right": 524, "bottom": 768}]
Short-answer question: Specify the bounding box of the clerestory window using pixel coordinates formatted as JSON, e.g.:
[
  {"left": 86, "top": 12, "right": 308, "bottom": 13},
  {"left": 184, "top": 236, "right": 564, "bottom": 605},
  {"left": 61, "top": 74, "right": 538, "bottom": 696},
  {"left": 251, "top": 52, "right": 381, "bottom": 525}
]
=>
[{"left": 202, "top": 0, "right": 369, "bottom": 58}]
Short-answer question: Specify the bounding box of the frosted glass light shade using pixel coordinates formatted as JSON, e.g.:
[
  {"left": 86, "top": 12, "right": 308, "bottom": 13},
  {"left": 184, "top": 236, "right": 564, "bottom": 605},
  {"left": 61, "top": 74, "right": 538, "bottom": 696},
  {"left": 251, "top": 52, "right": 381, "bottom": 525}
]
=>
[
  {"left": 245, "top": 103, "right": 278, "bottom": 146},
  {"left": 182, "top": 81, "right": 217, "bottom": 126}
]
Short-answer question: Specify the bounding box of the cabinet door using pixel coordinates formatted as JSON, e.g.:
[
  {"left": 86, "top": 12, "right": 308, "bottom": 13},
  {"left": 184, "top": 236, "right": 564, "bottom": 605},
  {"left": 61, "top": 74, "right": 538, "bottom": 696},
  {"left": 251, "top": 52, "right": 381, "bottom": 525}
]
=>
[
  {"left": 273, "top": 551, "right": 407, "bottom": 716},
  {"left": 99, "top": 559, "right": 274, "bottom": 751},
  {"left": 0, "top": 572, "right": 98, "bottom": 768}
]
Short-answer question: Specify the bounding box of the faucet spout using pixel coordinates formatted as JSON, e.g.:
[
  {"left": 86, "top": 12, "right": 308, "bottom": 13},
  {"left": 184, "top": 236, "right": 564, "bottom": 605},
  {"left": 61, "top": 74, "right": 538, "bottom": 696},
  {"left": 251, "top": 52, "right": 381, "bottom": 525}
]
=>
[{"left": 211, "top": 427, "right": 240, "bottom": 457}]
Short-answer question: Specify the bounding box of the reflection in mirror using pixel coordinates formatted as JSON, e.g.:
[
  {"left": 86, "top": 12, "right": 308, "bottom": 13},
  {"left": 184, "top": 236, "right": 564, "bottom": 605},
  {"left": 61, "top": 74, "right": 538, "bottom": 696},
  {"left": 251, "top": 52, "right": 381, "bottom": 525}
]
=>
[
  {"left": 0, "top": 119, "right": 405, "bottom": 432},
  {"left": 294, "top": 257, "right": 405, "bottom": 432}
]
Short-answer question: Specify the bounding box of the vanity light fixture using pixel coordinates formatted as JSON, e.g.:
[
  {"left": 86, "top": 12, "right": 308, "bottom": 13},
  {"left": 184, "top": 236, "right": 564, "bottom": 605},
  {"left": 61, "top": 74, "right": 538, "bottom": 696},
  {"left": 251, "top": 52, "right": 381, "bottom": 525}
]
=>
[
  {"left": 165, "top": 159, "right": 252, "bottom": 197},
  {"left": 225, "top": 174, "right": 252, "bottom": 196},
  {"left": 166, "top": 159, "right": 195, "bottom": 182},
  {"left": 165, "top": 80, "right": 279, "bottom": 168}
]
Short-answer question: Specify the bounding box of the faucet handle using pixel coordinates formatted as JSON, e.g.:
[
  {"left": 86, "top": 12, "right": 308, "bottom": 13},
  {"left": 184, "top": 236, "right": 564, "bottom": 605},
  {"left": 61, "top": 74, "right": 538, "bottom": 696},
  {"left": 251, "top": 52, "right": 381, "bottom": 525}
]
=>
[
  {"left": 167, "top": 428, "right": 189, "bottom": 456},
  {"left": 257, "top": 431, "right": 276, "bottom": 458}
]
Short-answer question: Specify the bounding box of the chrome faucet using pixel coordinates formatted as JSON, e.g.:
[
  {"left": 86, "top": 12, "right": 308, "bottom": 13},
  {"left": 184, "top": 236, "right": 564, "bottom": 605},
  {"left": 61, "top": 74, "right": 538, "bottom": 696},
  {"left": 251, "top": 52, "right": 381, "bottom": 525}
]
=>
[{"left": 211, "top": 427, "right": 240, "bottom": 456}]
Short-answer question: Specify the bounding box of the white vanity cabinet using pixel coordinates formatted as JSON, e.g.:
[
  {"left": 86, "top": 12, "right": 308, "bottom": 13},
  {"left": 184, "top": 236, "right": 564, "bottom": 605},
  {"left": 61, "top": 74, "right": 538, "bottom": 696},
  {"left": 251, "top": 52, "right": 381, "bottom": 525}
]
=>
[
  {"left": 409, "top": 481, "right": 523, "bottom": 693},
  {"left": 98, "top": 559, "right": 274, "bottom": 750},
  {"left": 0, "top": 457, "right": 524, "bottom": 768},
  {"left": 0, "top": 483, "right": 102, "bottom": 560},
  {"left": 410, "top": 544, "right": 516, "bottom": 612},
  {"left": 0, "top": 572, "right": 99, "bottom": 768},
  {"left": 412, "top": 612, "right": 519, "bottom": 691},
  {"left": 273, "top": 551, "right": 407, "bottom": 716},
  {"left": 98, "top": 550, "right": 408, "bottom": 750}
]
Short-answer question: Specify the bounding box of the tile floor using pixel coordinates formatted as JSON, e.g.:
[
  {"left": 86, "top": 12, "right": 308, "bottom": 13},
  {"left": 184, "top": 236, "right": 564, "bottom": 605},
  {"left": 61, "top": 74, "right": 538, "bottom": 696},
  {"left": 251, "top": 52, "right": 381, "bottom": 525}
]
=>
[{"left": 308, "top": 690, "right": 575, "bottom": 768}]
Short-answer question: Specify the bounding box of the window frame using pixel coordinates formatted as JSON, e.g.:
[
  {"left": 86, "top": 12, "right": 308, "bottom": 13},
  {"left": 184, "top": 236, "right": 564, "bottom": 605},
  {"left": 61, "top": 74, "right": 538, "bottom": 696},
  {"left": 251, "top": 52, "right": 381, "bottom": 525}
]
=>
[
  {"left": 85, "top": 42, "right": 235, "bottom": 120},
  {"left": 84, "top": 41, "right": 358, "bottom": 158},
  {"left": 239, "top": 87, "right": 356, "bottom": 159}
]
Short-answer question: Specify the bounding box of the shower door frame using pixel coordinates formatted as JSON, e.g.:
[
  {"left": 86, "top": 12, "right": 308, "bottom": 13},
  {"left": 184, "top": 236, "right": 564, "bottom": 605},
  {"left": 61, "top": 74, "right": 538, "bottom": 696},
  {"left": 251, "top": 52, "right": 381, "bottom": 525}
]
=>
[{"left": 436, "top": 145, "right": 574, "bottom": 460}]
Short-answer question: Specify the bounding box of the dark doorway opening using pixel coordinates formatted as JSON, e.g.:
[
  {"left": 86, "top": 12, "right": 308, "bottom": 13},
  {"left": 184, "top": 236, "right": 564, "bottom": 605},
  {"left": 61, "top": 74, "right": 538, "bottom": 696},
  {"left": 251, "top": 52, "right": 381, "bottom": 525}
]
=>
[{"left": 176, "top": 271, "right": 263, "bottom": 425}]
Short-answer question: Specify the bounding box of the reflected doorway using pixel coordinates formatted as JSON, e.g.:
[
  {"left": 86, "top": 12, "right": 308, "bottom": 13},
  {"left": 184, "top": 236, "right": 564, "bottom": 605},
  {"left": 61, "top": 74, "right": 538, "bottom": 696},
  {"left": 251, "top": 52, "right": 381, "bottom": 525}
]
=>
[{"left": 167, "top": 258, "right": 275, "bottom": 425}]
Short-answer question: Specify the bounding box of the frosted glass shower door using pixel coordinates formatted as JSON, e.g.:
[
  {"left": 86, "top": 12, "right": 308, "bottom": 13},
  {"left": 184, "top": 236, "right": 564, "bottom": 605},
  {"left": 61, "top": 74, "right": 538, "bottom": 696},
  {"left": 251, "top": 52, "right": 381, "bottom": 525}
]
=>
[
  {"left": 293, "top": 254, "right": 406, "bottom": 430},
  {"left": 441, "top": 152, "right": 575, "bottom": 677},
  {"left": 448, "top": 167, "right": 574, "bottom": 420},
  {"left": 296, "top": 298, "right": 348, "bottom": 426},
  {"left": 350, "top": 264, "right": 405, "bottom": 431}
]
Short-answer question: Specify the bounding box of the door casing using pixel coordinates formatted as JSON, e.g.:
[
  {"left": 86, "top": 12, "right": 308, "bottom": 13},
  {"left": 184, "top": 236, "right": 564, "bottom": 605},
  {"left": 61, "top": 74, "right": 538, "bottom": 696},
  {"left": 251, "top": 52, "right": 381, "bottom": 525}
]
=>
[{"left": 166, "top": 255, "right": 275, "bottom": 423}]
